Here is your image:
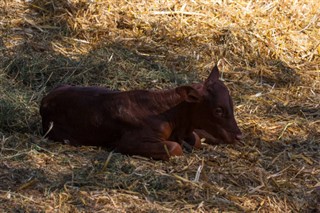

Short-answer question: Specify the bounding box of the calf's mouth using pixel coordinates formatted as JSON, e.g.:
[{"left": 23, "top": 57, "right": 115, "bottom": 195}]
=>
[{"left": 195, "top": 129, "right": 242, "bottom": 145}]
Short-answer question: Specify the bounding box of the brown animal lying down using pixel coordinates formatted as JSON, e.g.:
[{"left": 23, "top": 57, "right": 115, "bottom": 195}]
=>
[{"left": 40, "top": 65, "right": 242, "bottom": 160}]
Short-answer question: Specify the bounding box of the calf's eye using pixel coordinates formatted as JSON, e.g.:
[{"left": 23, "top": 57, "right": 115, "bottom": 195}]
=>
[{"left": 215, "top": 107, "right": 224, "bottom": 117}]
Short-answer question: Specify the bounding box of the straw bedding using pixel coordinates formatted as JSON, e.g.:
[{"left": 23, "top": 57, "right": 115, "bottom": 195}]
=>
[{"left": 0, "top": 0, "right": 319, "bottom": 212}]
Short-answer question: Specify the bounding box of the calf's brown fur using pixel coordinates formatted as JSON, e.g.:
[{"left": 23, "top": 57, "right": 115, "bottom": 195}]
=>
[{"left": 40, "top": 65, "right": 242, "bottom": 160}]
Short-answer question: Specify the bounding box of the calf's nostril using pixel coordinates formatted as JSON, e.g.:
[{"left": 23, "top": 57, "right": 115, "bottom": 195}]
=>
[{"left": 235, "top": 134, "right": 243, "bottom": 140}]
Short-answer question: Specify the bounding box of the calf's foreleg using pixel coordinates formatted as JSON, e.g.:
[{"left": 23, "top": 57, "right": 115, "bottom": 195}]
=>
[
  {"left": 181, "top": 131, "right": 202, "bottom": 152},
  {"left": 115, "top": 140, "right": 183, "bottom": 161}
]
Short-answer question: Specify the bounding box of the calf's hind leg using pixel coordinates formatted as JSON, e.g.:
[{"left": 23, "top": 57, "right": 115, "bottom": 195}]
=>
[{"left": 116, "top": 140, "right": 183, "bottom": 161}]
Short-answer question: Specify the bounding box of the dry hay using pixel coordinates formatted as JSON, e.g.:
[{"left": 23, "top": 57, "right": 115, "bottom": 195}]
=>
[{"left": 0, "top": 0, "right": 319, "bottom": 212}]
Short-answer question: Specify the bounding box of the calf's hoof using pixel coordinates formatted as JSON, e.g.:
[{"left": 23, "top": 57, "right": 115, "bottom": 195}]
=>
[
  {"left": 162, "top": 141, "right": 183, "bottom": 160},
  {"left": 192, "top": 132, "right": 202, "bottom": 149}
]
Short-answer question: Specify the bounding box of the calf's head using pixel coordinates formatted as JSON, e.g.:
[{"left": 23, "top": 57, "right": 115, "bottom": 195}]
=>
[{"left": 184, "top": 65, "right": 242, "bottom": 144}]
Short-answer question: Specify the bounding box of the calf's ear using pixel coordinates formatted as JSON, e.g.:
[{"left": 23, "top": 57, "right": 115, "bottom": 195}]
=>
[
  {"left": 176, "top": 86, "right": 202, "bottom": 103},
  {"left": 205, "top": 64, "right": 220, "bottom": 86}
]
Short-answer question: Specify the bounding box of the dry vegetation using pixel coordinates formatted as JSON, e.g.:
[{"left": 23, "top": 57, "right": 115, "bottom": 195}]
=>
[{"left": 0, "top": 0, "right": 319, "bottom": 212}]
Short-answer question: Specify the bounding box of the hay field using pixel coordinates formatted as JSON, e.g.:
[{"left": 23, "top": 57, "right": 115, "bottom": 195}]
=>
[{"left": 0, "top": 0, "right": 319, "bottom": 212}]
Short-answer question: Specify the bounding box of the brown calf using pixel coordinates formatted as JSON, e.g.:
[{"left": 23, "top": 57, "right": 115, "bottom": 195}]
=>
[{"left": 40, "top": 65, "right": 242, "bottom": 160}]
